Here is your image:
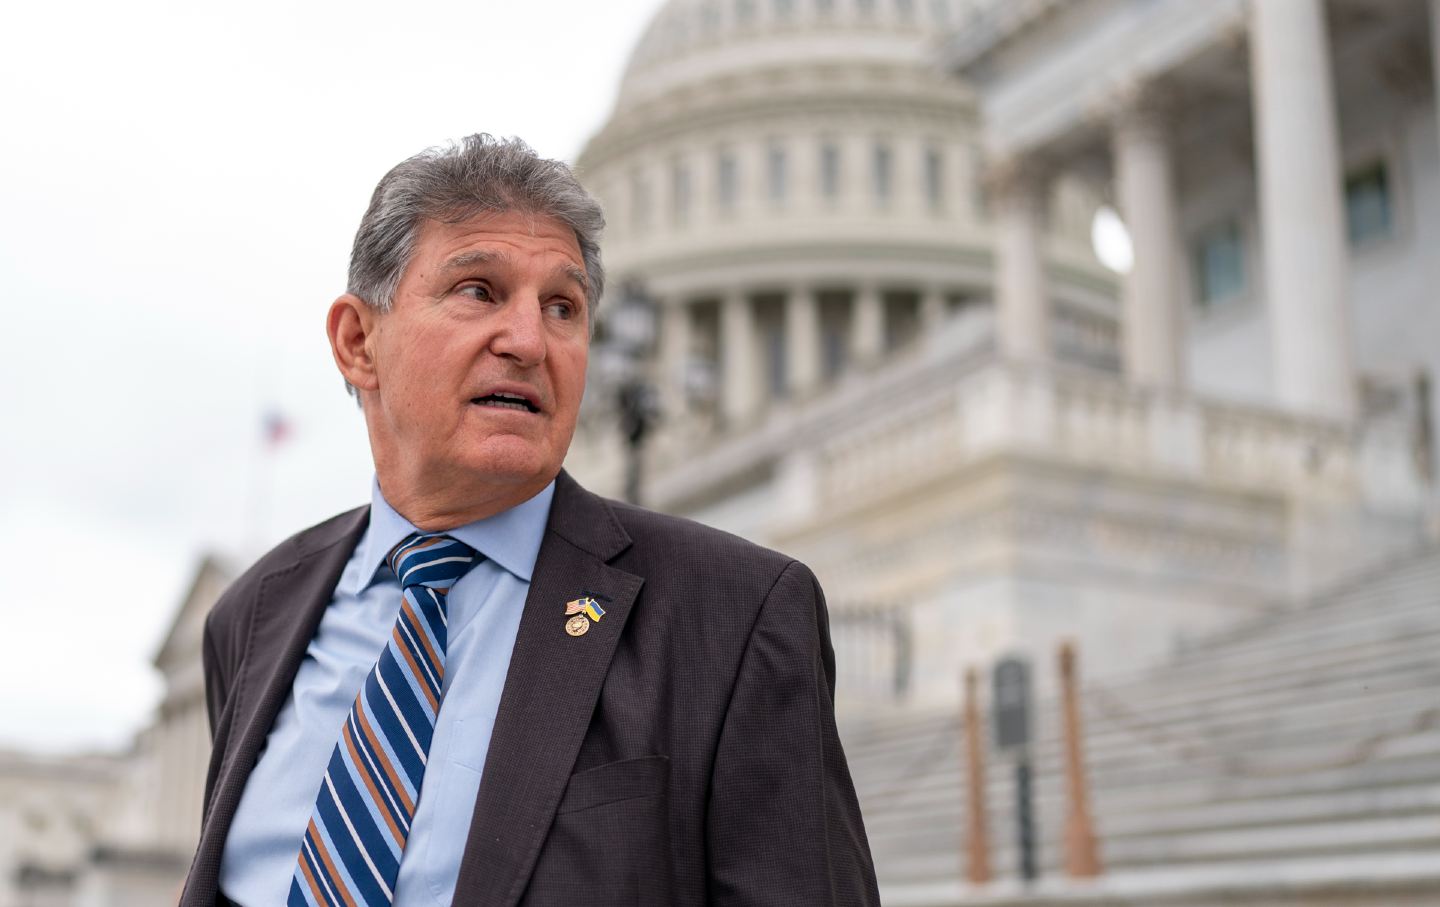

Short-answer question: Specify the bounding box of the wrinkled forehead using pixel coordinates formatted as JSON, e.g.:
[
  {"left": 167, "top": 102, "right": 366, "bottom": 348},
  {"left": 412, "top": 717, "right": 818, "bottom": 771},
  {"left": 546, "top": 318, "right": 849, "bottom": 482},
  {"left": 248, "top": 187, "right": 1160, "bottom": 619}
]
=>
[{"left": 412, "top": 209, "right": 588, "bottom": 288}]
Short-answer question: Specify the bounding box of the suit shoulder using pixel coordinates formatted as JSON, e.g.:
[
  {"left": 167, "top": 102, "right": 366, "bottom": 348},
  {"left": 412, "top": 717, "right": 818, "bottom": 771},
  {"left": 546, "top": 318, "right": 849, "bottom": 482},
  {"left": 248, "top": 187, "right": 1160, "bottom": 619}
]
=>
[{"left": 206, "top": 505, "right": 367, "bottom": 644}]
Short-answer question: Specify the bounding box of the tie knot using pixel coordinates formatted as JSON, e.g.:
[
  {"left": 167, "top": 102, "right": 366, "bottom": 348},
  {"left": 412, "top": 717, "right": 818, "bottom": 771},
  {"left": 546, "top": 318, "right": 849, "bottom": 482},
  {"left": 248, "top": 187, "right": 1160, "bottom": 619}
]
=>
[{"left": 387, "top": 533, "right": 479, "bottom": 592}]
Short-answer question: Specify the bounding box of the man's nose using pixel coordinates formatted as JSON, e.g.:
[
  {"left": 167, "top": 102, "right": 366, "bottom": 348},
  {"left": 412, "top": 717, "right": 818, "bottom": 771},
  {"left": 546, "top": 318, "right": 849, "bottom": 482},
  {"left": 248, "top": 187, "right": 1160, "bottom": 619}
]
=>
[{"left": 488, "top": 293, "right": 547, "bottom": 366}]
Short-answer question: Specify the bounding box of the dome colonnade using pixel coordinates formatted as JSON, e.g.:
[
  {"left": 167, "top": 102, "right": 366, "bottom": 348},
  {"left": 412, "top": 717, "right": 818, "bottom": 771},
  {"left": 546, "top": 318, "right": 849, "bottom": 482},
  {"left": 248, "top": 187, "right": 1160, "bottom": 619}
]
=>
[{"left": 577, "top": 0, "right": 1117, "bottom": 432}]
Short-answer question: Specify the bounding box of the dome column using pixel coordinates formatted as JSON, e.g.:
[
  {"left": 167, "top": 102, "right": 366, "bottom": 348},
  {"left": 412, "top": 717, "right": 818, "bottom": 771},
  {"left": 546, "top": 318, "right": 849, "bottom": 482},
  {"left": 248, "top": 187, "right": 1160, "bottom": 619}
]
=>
[
  {"left": 851, "top": 283, "right": 886, "bottom": 367},
  {"left": 659, "top": 295, "right": 693, "bottom": 419},
  {"left": 920, "top": 285, "right": 949, "bottom": 337},
  {"left": 721, "top": 289, "right": 761, "bottom": 425},
  {"left": 990, "top": 157, "right": 1051, "bottom": 363},
  {"left": 786, "top": 286, "right": 823, "bottom": 398}
]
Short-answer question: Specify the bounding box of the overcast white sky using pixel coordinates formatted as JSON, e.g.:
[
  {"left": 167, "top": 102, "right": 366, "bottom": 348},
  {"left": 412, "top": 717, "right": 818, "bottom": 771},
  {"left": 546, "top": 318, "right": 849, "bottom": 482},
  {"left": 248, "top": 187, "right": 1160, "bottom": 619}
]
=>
[{"left": 0, "top": 0, "right": 668, "bottom": 753}]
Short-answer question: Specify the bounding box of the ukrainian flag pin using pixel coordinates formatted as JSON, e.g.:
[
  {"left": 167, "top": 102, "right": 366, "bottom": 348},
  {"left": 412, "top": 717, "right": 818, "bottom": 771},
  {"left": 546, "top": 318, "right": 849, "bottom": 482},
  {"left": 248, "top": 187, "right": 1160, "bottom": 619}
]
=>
[{"left": 565, "top": 596, "right": 607, "bottom": 637}]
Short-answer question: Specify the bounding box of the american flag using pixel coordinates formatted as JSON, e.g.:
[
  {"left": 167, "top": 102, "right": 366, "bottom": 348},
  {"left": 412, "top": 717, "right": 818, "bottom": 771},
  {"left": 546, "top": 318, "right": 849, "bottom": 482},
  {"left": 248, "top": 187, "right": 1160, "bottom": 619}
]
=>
[{"left": 263, "top": 409, "right": 293, "bottom": 449}]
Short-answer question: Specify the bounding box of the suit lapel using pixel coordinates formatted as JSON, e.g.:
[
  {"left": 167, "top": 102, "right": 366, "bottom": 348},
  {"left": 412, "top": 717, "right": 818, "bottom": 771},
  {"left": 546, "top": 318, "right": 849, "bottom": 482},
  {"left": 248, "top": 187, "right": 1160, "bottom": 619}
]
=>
[
  {"left": 453, "top": 473, "right": 641, "bottom": 906},
  {"left": 184, "top": 508, "right": 367, "bottom": 905}
]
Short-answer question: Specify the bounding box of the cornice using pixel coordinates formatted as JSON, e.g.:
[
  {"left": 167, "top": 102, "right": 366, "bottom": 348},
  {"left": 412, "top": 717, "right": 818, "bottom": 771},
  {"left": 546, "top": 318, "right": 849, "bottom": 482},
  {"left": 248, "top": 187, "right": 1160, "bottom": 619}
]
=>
[{"left": 579, "top": 78, "right": 975, "bottom": 171}]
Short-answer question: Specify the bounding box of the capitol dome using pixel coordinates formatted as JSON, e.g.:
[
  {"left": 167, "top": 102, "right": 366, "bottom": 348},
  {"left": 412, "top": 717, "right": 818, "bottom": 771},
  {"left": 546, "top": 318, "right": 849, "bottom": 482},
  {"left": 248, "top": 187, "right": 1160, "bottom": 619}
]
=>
[
  {"left": 615, "top": 0, "right": 975, "bottom": 113},
  {"left": 575, "top": 0, "right": 1115, "bottom": 445}
]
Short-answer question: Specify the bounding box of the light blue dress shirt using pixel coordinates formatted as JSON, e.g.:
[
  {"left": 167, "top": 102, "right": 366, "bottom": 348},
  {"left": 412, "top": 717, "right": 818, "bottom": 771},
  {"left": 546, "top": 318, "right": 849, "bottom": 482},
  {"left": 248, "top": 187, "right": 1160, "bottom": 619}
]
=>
[{"left": 218, "top": 478, "right": 554, "bottom": 907}]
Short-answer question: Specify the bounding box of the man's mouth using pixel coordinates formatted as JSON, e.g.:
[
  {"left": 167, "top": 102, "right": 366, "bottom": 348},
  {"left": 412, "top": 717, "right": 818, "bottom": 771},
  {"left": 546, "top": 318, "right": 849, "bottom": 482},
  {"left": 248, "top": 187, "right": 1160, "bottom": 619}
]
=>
[{"left": 471, "top": 392, "right": 540, "bottom": 413}]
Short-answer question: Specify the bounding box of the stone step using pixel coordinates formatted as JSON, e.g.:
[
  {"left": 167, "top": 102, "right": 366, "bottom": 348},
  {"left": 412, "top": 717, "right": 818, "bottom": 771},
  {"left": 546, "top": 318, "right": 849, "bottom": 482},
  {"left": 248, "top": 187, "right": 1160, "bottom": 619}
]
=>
[
  {"left": 866, "top": 781, "right": 1440, "bottom": 868},
  {"left": 1129, "top": 622, "right": 1440, "bottom": 696},
  {"left": 865, "top": 772, "right": 1440, "bottom": 843},
  {"left": 858, "top": 742, "right": 1440, "bottom": 832},
  {"left": 1097, "top": 622, "right": 1440, "bottom": 708},
  {"left": 1170, "top": 564, "right": 1440, "bottom": 660},
  {"left": 869, "top": 811, "right": 1440, "bottom": 881},
  {"left": 841, "top": 641, "right": 1439, "bottom": 763},
  {"left": 876, "top": 849, "right": 1440, "bottom": 900},
  {"left": 846, "top": 681, "right": 1439, "bottom": 784}
]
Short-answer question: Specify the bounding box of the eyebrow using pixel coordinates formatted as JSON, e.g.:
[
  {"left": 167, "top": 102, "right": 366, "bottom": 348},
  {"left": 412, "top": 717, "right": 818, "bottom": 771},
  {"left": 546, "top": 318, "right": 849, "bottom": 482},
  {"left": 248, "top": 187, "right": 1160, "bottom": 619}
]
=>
[{"left": 439, "top": 250, "right": 590, "bottom": 298}]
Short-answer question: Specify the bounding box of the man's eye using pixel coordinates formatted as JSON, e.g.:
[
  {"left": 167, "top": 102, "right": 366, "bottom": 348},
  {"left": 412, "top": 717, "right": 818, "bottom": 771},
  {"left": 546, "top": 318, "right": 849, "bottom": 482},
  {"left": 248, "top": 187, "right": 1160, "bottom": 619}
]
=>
[
  {"left": 459, "top": 284, "right": 493, "bottom": 302},
  {"left": 544, "top": 299, "right": 576, "bottom": 320}
]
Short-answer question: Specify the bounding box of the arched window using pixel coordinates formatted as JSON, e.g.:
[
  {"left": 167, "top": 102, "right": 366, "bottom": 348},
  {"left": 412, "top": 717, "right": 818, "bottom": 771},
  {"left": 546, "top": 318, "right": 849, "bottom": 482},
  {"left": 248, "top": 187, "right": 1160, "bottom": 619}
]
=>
[
  {"left": 767, "top": 141, "right": 789, "bottom": 205},
  {"left": 924, "top": 146, "right": 945, "bottom": 212},
  {"left": 672, "top": 159, "right": 692, "bottom": 225},
  {"left": 820, "top": 141, "right": 842, "bottom": 202},
  {"left": 631, "top": 169, "right": 652, "bottom": 232},
  {"left": 872, "top": 142, "right": 893, "bottom": 205},
  {"left": 717, "top": 150, "right": 740, "bottom": 214},
  {"left": 701, "top": 1, "right": 722, "bottom": 35}
]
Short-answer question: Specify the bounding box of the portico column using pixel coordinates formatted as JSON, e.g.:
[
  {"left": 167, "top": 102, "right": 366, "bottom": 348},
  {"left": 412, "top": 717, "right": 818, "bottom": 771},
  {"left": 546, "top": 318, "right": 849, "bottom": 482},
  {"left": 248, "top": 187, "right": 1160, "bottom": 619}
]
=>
[
  {"left": 721, "top": 289, "right": 760, "bottom": 424},
  {"left": 1250, "top": 0, "right": 1355, "bottom": 420},
  {"left": 1113, "top": 91, "right": 1185, "bottom": 389},
  {"left": 990, "top": 158, "right": 1050, "bottom": 362},
  {"left": 786, "top": 286, "right": 822, "bottom": 397},
  {"left": 851, "top": 283, "right": 885, "bottom": 366},
  {"left": 659, "top": 296, "right": 692, "bottom": 418}
]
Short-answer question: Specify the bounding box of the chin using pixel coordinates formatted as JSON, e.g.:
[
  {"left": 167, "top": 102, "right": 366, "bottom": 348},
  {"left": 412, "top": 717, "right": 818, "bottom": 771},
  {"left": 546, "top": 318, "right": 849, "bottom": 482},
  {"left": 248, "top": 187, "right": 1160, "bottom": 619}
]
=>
[{"left": 455, "top": 441, "right": 561, "bottom": 489}]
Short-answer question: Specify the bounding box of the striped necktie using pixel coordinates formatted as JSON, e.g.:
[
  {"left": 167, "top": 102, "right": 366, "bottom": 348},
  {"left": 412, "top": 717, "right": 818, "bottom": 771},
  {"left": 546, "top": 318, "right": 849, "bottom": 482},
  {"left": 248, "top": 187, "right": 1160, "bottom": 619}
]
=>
[{"left": 289, "top": 533, "right": 480, "bottom": 907}]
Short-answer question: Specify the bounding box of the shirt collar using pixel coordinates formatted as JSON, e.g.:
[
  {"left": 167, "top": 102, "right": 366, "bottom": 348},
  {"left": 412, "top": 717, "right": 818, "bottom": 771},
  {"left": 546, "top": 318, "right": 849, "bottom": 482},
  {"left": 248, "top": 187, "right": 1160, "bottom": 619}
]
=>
[{"left": 352, "top": 476, "right": 556, "bottom": 594}]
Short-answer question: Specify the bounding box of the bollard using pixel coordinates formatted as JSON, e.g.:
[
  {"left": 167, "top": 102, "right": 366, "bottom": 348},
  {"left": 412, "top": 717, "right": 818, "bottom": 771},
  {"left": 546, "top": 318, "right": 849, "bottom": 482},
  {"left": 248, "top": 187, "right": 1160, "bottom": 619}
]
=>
[
  {"left": 1059, "top": 641, "right": 1102, "bottom": 878},
  {"left": 962, "top": 668, "right": 992, "bottom": 884}
]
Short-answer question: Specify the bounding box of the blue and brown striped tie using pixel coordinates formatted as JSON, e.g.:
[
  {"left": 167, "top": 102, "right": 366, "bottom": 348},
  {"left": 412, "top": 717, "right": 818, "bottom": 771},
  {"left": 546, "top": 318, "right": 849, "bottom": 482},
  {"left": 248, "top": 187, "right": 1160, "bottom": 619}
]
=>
[{"left": 289, "top": 533, "right": 480, "bottom": 906}]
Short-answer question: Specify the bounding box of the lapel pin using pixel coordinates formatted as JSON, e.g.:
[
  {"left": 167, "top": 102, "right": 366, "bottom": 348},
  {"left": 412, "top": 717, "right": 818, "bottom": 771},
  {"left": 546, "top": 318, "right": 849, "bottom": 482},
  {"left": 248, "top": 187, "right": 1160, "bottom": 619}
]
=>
[{"left": 564, "top": 596, "right": 607, "bottom": 637}]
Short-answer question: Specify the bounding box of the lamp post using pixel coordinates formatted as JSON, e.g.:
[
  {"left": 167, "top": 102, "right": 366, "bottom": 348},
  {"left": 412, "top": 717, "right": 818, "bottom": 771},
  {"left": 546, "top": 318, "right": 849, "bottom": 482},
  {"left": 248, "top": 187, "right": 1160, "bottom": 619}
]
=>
[{"left": 594, "top": 280, "right": 662, "bottom": 506}]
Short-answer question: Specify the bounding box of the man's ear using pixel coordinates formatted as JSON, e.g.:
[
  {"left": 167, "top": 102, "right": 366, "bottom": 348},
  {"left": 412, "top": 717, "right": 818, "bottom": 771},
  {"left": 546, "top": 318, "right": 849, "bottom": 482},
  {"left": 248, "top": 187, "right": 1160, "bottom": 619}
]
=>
[{"left": 328, "top": 294, "right": 381, "bottom": 392}]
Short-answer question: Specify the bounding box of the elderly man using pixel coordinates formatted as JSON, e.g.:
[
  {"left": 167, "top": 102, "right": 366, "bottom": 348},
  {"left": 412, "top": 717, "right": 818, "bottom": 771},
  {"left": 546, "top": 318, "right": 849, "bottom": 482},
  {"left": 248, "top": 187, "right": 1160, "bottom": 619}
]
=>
[{"left": 180, "top": 135, "right": 879, "bottom": 907}]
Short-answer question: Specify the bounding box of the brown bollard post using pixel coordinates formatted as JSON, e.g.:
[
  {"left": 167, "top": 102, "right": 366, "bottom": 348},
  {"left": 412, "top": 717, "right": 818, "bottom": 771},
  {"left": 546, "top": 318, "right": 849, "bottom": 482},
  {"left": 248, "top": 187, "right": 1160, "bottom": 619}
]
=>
[
  {"left": 962, "top": 668, "right": 993, "bottom": 884},
  {"left": 1059, "top": 642, "right": 1102, "bottom": 877}
]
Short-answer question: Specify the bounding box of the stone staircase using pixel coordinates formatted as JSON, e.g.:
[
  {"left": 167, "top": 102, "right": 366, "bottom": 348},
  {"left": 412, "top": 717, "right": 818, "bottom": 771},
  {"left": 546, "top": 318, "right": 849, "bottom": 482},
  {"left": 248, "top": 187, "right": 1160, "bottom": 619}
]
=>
[{"left": 841, "top": 547, "right": 1440, "bottom": 906}]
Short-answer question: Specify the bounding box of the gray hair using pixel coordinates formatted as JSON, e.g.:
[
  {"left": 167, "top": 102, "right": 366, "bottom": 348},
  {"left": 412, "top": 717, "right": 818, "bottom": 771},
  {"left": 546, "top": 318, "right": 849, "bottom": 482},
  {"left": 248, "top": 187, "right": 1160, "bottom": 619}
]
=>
[{"left": 347, "top": 133, "right": 606, "bottom": 315}]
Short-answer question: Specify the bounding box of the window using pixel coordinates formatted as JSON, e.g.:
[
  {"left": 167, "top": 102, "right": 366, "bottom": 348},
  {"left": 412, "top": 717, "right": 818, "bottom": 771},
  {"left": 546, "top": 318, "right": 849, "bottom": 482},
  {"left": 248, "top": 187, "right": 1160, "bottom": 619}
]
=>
[
  {"left": 1193, "top": 220, "right": 1245, "bottom": 307},
  {"left": 816, "top": 0, "right": 835, "bottom": 13},
  {"left": 1345, "top": 161, "right": 1393, "bottom": 247},
  {"left": 701, "top": 1, "right": 721, "bottom": 34},
  {"left": 671, "top": 160, "right": 691, "bottom": 225},
  {"left": 736, "top": 0, "right": 755, "bottom": 25},
  {"left": 872, "top": 142, "right": 893, "bottom": 205},
  {"left": 930, "top": 0, "right": 950, "bottom": 24},
  {"left": 820, "top": 142, "right": 841, "bottom": 202},
  {"left": 774, "top": 0, "right": 795, "bottom": 19},
  {"left": 896, "top": 0, "right": 915, "bottom": 18},
  {"left": 924, "top": 147, "right": 944, "bottom": 212},
  {"left": 717, "top": 150, "right": 739, "bottom": 214},
  {"left": 767, "top": 142, "right": 788, "bottom": 204},
  {"left": 857, "top": 0, "right": 876, "bottom": 15}
]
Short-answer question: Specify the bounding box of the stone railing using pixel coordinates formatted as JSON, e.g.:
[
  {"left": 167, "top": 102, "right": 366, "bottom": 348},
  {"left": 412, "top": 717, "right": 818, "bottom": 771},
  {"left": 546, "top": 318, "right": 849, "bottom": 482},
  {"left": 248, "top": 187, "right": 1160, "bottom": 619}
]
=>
[
  {"left": 818, "top": 360, "right": 1423, "bottom": 514},
  {"left": 651, "top": 354, "right": 1425, "bottom": 523},
  {"left": 830, "top": 605, "right": 914, "bottom": 707}
]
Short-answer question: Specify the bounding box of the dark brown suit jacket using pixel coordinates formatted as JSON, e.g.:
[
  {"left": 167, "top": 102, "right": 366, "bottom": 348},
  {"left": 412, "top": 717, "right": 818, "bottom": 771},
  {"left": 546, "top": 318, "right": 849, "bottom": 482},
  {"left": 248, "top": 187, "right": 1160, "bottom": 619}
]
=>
[{"left": 180, "top": 471, "right": 879, "bottom": 906}]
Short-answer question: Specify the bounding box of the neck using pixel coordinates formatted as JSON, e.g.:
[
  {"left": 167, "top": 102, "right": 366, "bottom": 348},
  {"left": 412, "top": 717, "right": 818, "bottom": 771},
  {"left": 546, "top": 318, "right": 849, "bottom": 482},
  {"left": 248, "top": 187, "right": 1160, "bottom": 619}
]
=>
[{"left": 374, "top": 462, "right": 550, "bottom": 532}]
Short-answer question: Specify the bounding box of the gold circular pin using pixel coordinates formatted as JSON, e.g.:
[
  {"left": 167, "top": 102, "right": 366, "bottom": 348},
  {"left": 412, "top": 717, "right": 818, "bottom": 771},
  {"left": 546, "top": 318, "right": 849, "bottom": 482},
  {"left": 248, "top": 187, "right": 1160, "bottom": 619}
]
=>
[{"left": 565, "top": 615, "right": 590, "bottom": 637}]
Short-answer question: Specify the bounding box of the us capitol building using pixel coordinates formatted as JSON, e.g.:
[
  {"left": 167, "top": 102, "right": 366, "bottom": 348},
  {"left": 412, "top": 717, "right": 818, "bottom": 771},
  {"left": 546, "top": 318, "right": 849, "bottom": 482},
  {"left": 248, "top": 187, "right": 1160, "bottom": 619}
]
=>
[{"left": 6, "top": 1, "right": 1440, "bottom": 904}]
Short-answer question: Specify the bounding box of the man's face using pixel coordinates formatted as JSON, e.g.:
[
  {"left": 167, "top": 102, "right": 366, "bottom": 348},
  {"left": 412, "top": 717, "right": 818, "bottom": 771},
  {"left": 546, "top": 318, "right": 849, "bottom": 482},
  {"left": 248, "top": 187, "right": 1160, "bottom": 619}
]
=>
[{"left": 360, "top": 209, "right": 590, "bottom": 509}]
